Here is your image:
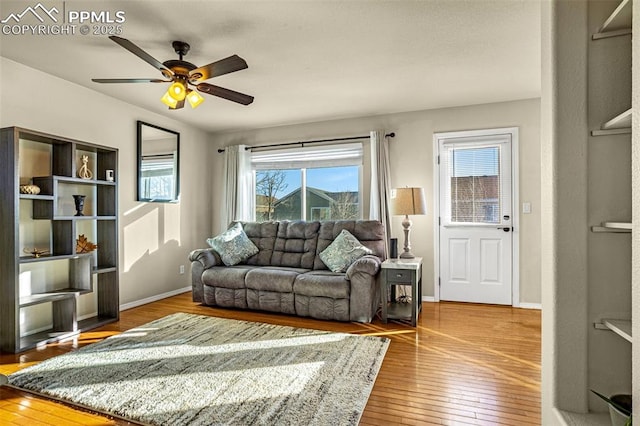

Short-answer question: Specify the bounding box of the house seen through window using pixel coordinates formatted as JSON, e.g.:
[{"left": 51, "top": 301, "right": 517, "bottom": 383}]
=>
[
  {"left": 252, "top": 142, "right": 363, "bottom": 222},
  {"left": 255, "top": 166, "right": 361, "bottom": 221}
]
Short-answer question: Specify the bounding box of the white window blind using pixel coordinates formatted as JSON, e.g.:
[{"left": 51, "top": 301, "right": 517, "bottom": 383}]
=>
[
  {"left": 251, "top": 142, "right": 363, "bottom": 169},
  {"left": 440, "top": 135, "right": 511, "bottom": 225}
]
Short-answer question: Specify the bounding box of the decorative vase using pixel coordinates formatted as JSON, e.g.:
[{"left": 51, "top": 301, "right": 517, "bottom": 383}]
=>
[{"left": 73, "top": 195, "right": 86, "bottom": 216}]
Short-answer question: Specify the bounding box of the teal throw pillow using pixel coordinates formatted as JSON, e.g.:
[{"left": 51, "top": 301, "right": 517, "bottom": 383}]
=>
[
  {"left": 319, "top": 229, "right": 373, "bottom": 273},
  {"left": 207, "top": 222, "right": 259, "bottom": 266}
]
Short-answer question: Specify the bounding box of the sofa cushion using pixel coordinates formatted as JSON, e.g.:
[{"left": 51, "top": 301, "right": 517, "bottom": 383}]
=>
[
  {"left": 270, "top": 221, "right": 320, "bottom": 269},
  {"left": 293, "top": 270, "right": 350, "bottom": 299},
  {"left": 207, "top": 223, "right": 259, "bottom": 266},
  {"left": 314, "top": 221, "right": 385, "bottom": 270},
  {"left": 319, "top": 229, "right": 372, "bottom": 272},
  {"left": 247, "top": 290, "right": 295, "bottom": 314},
  {"left": 202, "top": 265, "right": 256, "bottom": 289},
  {"left": 245, "top": 267, "right": 306, "bottom": 292},
  {"left": 240, "top": 221, "right": 278, "bottom": 266},
  {"left": 295, "top": 295, "right": 349, "bottom": 322}
]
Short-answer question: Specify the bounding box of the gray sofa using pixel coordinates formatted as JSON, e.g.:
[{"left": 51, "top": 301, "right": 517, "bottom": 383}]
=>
[{"left": 189, "top": 220, "right": 385, "bottom": 322}]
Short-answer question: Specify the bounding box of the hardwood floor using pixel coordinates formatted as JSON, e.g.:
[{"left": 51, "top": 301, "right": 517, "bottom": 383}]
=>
[{"left": 0, "top": 293, "right": 540, "bottom": 425}]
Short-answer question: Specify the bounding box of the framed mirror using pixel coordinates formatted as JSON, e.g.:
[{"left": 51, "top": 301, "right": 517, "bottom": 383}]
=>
[{"left": 137, "top": 121, "right": 180, "bottom": 202}]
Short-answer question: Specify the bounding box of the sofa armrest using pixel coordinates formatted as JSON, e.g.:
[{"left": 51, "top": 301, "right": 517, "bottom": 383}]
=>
[
  {"left": 189, "top": 248, "right": 221, "bottom": 270},
  {"left": 189, "top": 248, "right": 221, "bottom": 303},
  {"left": 346, "top": 255, "right": 382, "bottom": 322},
  {"left": 345, "top": 255, "right": 381, "bottom": 279}
]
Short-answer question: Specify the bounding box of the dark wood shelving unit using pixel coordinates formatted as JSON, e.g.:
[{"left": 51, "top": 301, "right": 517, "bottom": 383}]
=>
[{"left": 0, "top": 126, "right": 119, "bottom": 353}]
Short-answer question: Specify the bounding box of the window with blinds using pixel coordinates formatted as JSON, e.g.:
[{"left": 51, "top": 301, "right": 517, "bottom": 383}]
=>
[
  {"left": 440, "top": 136, "right": 511, "bottom": 225},
  {"left": 140, "top": 154, "right": 177, "bottom": 201}
]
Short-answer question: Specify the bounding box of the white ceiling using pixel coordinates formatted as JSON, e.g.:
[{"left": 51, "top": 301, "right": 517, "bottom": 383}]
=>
[{"left": 0, "top": 0, "right": 541, "bottom": 134}]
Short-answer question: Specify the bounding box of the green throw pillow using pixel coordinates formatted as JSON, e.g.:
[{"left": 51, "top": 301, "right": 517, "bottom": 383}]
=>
[
  {"left": 207, "top": 222, "right": 259, "bottom": 266},
  {"left": 320, "top": 229, "right": 373, "bottom": 273}
]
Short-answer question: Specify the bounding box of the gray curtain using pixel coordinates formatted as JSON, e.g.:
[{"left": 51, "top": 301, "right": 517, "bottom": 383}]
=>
[
  {"left": 221, "top": 145, "right": 254, "bottom": 230},
  {"left": 369, "top": 130, "right": 391, "bottom": 257}
]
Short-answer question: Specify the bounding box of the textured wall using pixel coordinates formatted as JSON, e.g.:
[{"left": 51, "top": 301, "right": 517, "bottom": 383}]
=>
[
  {"left": 211, "top": 98, "right": 541, "bottom": 305},
  {"left": 0, "top": 57, "right": 213, "bottom": 314}
]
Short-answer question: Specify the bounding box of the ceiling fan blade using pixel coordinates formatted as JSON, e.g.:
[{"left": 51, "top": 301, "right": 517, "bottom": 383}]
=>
[
  {"left": 108, "top": 36, "right": 173, "bottom": 76},
  {"left": 196, "top": 83, "right": 254, "bottom": 105},
  {"left": 92, "top": 78, "right": 170, "bottom": 83},
  {"left": 189, "top": 55, "right": 248, "bottom": 83},
  {"left": 169, "top": 99, "right": 185, "bottom": 110}
]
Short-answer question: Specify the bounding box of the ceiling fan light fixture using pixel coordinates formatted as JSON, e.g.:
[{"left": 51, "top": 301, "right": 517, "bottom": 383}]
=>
[
  {"left": 93, "top": 37, "right": 253, "bottom": 110},
  {"left": 186, "top": 89, "right": 204, "bottom": 108},
  {"left": 161, "top": 90, "right": 178, "bottom": 108},
  {"left": 168, "top": 81, "right": 187, "bottom": 101}
]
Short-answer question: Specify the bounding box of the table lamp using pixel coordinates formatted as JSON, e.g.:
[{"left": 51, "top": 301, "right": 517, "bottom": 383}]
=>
[{"left": 391, "top": 187, "right": 427, "bottom": 259}]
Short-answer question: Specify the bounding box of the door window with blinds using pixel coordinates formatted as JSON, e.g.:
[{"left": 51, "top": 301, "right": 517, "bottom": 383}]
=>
[
  {"left": 251, "top": 143, "right": 363, "bottom": 221},
  {"left": 440, "top": 135, "right": 511, "bottom": 226}
]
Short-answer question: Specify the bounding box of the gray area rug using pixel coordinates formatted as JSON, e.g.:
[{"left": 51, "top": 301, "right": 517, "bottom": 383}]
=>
[{"left": 9, "top": 312, "right": 389, "bottom": 425}]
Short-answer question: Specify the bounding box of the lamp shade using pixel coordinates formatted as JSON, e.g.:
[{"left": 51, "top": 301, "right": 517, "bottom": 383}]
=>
[{"left": 391, "top": 187, "right": 427, "bottom": 216}]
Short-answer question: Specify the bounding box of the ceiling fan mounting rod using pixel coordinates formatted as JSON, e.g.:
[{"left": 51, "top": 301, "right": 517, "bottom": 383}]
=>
[{"left": 172, "top": 41, "right": 190, "bottom": 61}]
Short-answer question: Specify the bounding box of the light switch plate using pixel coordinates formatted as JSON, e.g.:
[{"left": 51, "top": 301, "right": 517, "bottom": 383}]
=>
[{"left": 522, "top": 202, "right": 531, "bottom": 214}]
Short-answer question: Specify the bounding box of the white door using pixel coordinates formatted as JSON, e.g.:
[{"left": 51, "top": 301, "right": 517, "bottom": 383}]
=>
[{"left": 437, "top": 130, "right": 514, "bottom": 305}]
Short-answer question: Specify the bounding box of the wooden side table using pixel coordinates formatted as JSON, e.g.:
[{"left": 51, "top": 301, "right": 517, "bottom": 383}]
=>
[{"left": 380, "top": 257, "right": 423, "bottom": 326}]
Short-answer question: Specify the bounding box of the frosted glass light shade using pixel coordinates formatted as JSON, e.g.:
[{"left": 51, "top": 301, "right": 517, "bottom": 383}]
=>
[
  {"left": 168, "top": 81, "right": 187, "bottom": 101},
  {"left": 186, "top": 90, "right": 204, "bottom": 108},
  {"left": 161, "top": 91, "right": 178, "bottom": 108}
]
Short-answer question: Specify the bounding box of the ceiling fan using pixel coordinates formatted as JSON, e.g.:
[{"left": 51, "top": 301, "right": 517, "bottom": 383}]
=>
[{"left": 92, "top": 36, "right": 254, "bottom": 110}]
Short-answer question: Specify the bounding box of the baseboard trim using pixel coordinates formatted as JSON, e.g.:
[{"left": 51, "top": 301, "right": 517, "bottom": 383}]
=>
[
  {"left": 421, "top": 296, "right": 436, "bottom": 302},
  {"left": 517, "top": 302, "right": 542, "bottom": 310},
  {"left": 120, "top": 286, "right": 192, "bottom": 312}
]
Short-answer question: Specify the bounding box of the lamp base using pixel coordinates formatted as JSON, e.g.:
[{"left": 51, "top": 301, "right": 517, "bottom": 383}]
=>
[{"left": 401, "top": 215, "right": 414, "bottom": 259}]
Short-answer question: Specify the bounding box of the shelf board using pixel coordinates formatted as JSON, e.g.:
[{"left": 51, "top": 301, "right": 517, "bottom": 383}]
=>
[
  {"left": 386, "top": 302, "right": 413, "bottom": 319},
  {"left": 602, "top": 222, "right": 631, "bottom": 229},
  {"left": 602, "top": 319, "right": 632, "bottom": 342},
  {"left": 592, "top": 0, "right": 632, "bottom": 39},
  {"left": 20, "top": 329, "right": 80, "bottom": 352},
  {"left": 601, "top": 108, "right": 631, "bottom": 130},
  {"left": 17, "top": 315, "right": 118, "bottom": 352},
  {"left": 93, "top": 265, "right": 117, "bottom": 274},
  {"left": 54, "top": 176, "right": 116, "bottom": 186},
  {"left": 591, "top": 222, "right": 631, "bottom": 233},
  {"left": 78, "top": 315, "right": 118, "bottom": 330},
  {"left": 591, "top": 127, "right": 631, "bottom": 137},
  {"left": 19, "top": 194, "right": 54, "bottom": 200},
  {"left": 19, "top": 253, "right": 92, "bottom": 263},
  {"left": 19, "top": 291, "right": 78, "bottom": 307},
  {"left": 50, "top": 215, "right": 117, "bottom": 221}
]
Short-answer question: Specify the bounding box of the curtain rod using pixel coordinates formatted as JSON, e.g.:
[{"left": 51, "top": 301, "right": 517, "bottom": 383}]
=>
[{"left": 217, "top": 132, "right": 395, "bottom": 153}]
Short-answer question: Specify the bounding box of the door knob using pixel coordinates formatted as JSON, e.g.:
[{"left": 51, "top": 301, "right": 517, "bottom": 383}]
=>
[{"left": 497, "top": 227, "right": 511, "bottom": 232}]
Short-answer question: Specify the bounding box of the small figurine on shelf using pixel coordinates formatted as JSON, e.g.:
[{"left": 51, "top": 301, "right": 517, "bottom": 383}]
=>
[
  {"left": 23, "top": 248, "right": 50, "bottom": 258},
  {"left": 76, "top": 234, "right": 98, "bottom": 253},
  {"left": 72, "top": 194, "right": 86, "bottom": 216},
  {"left": 77, "top": 155, "right": 93, "bottom": 179}
]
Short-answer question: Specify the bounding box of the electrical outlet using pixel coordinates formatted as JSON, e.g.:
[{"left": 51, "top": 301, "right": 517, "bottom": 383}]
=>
[{"left": 179, "top": 265, "right": 185, "bottom": 275}]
